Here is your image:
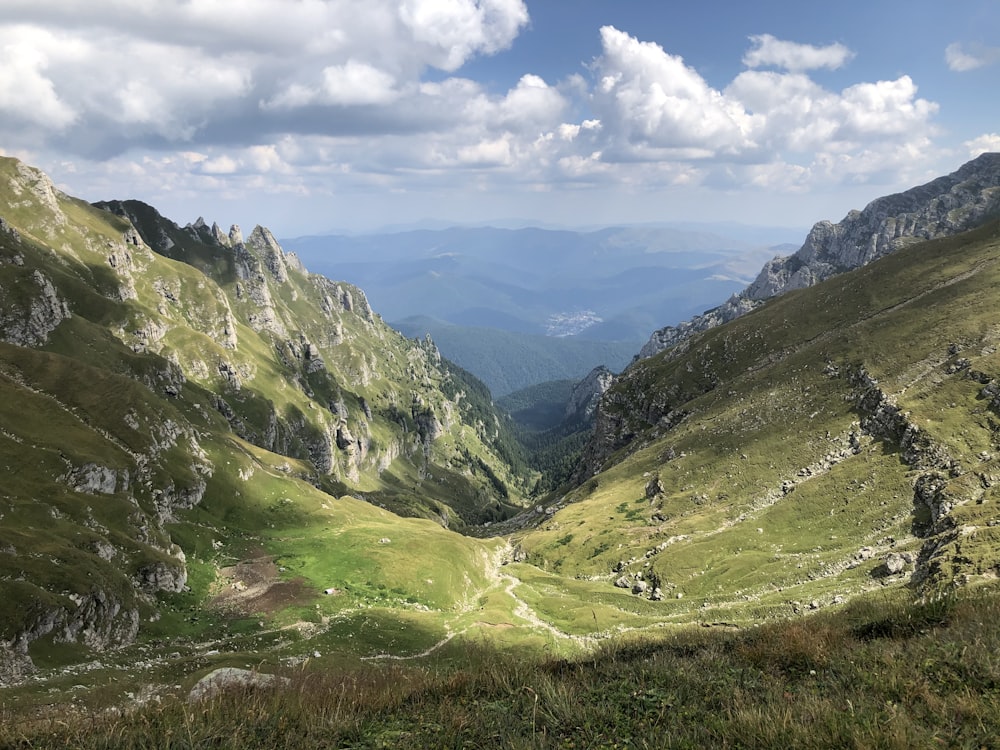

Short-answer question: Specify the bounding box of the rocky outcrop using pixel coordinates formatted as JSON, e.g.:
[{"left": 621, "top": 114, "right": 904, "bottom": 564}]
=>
[
  {"left": 639, "top": 153, "right": 1000, "bottom": 360},
  {"left": 5, "top": 162, "right": 67, "bottom": 234},
  {"left": 574, "top": 362, "right": 696, "bottom": 482},
  {"left": 64, "top": 464, "right": 124, "bottom": 495},
  {"left": 565, "top": 366, "right": 614, "bottom": 422},
  {"left": 0, "top": 269, "right": 72, "bottom": 346},
  {"left": 232, "top": 239, "right": 286, "bottom": 336},
  {"left": 314, "top": 277, "right": 375, "bottom": 324},
  {"left": 135, "top": 549, "right": 188, "bottom": 594},
  {"left": 245, "top": 225, "right": 290, "bottom": 284},
  {"left": 0, "top": 588, "right": 142, "bottom": 685}
]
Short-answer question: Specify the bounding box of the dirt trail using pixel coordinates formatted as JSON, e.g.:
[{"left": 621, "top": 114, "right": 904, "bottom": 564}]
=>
[{"left": 363, "top": 541, "right": 595, "bottom": 660}]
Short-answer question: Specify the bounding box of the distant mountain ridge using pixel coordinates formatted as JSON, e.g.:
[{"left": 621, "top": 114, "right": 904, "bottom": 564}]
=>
[
  {"left": 281, "top": 225, "right": 789, "bottom": 344},
  {"left": 392, "top": 315, "right": 637, "bottom": 396},
  {"left": 639, "top": 152, "right": 1000, "bottom": 359}
]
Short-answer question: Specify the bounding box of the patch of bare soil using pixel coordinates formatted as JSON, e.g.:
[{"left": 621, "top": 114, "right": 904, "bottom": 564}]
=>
[{"left": 209, "top": 555, "right": 310, "bottom": 615}]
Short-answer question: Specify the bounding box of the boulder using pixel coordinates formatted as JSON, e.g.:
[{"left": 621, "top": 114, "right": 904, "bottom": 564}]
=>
[
  {"left": 885, "top": 552, "right": 907, "bottom": 575},
  {"left": 188, "top": 668, "right": 290, "bottom": 703}
]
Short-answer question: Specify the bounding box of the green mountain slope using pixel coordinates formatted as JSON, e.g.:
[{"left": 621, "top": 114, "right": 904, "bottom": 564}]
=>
[
  {"left": 5, "top": 152, "right": 1000, "bottom": 721},
  {"left": 521, "top": 218, "right": 1000, "bottom": 621},
  {"left": 0, "top": 157, "right": 526, "bottom": 681}
]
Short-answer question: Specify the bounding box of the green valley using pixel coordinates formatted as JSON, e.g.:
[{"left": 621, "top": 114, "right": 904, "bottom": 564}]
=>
[{"left": 3, "top": 154, "right": 1000, "bottom": 747}]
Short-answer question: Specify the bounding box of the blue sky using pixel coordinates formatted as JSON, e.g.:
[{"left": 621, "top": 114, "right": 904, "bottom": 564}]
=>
[{"left": 1, "top": 0, "right": 997, "bottom": 236}]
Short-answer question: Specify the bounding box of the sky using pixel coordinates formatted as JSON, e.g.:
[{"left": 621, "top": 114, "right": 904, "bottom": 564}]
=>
[{"left": 1, "top": 0, "right": 998, "bottom": 236}]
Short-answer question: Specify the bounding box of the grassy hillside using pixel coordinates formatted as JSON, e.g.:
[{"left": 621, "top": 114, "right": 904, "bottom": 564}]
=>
[
  {"left": 521, "top": 218, "right": 1000, "bottom": 619},
  {"left": 0, "top": 157, "right": 530, "bottom": 682}
]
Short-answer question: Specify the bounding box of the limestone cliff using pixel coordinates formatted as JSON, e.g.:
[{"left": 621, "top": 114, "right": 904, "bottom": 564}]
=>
[
  {"left": 639, "top": 153, "right": 1000, "bottom": 360},
  {"left": 564, "top": 365, "right": 614, "bottom": 423}
]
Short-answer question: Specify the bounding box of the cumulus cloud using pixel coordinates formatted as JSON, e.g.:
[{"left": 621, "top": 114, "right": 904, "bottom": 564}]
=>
[
  {"left": 0, "top": 8, "right": 951, "bottom": 227},
  {"left": 264, "top": 61, "right": 401, "bottom": 109},
  {"left": 591, "top": 27, "right": 753, "bottom": 156},
  {"left": 399, "top": 0, "right": 529, "bottom": 71},
  {"left": 0, "top": 26, "right": 77, "bottom": 130},
  {"left": 946, "top": 42, "right": 1000, "bottom": 72},
  {"left": 584, "top": 27, "right": 938, "bottom": 189},
  {"left": 743, "top": 34, "right": 854, "bottom": 71},
  {"left": 0, "top": 22, "right": 252, "bottom": 145},
  {"left": 965, "top": 133, "right": 1000, "bottom": 156},
  {"left": 498, "top": 74, "right": 568, "bottom": 130},
  {"left": 0, "top": 0, "right": 530, "bottom": 152}
]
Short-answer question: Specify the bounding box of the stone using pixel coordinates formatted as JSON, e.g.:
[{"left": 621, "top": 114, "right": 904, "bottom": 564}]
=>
[
  {"left": 565, "top": 366, "right": 615, "bottom": 422},
  {"left": 65, "top": 464, "right": 120, "bottom": 495},
  {"left": 645, "top": 475, "right": 664, "bottom": 500},
  {"left": 0, "top": 269, "right": 72, "bottom": 347},
  {"left": 885, "top": 552, "right": 907, "bottom": 575},
  {"left": 188, "top": 668, "right": 290, "bottom": 703}
]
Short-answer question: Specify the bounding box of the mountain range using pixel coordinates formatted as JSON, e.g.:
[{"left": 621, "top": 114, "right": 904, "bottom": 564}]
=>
[
  {"left": 3, "top": 152, "right": 1000, "bottom": 742},
  {"left": 280, "top": 224, "right": 793, "bottom": 341},
  {"left": 280, "top": 224, "right": 793, "bottom": 393},
  {"left": 391, "top": 315, "right": 637, "bottom": 396}
]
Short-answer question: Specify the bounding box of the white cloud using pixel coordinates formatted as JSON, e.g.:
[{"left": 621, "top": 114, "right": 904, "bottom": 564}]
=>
[
  {"left": 1, "top": 10, "right": 955, "bottom": 231},
  {"left": 838, "top": 76, "right": 937, "bottom": 137},
  {"left": 457, "top": 135, "right": 513, "bottom": 166},
  {"left": 399, "top": 0, "right": 529, "bottom": 71},
  {"left": 265, "top": 60, "right": 401, "bottom": 109},
  {"left": 321, "top": 61, "right": 400, "bottom": 106},
  {"left": 201, "top": 155, "right": 239, "bottom": 175},
  {"left": 946, "top": 42, "right": 1000, "bottom": 72},
  {"left": 0, "top": 26, "right": 77, "bottom": 129},
  {"left": 0, "top": 0, "right": 529, "bottom": 151},
  {"left": 743, "top": 34, "right": 854, "bottom": 71},
  {"left": 965, "top": 133, "right": 1000, "bottom": 156},
  {"left": 589, "top": 27, "right": 936, "bottom": 175},
  {"left": 0, "top": 24, "right": 252, "bottom": 144},
  {"left": 498, "top": 74, "right": 567, "bottom": 130},
  {"left": 592, "top": 26, "right": 753, "bottom": 155}
]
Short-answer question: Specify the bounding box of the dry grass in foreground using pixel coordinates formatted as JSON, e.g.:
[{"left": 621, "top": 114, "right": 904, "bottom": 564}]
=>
[{"left": 3, "top": 588, "right": 999, "bottom": 749}]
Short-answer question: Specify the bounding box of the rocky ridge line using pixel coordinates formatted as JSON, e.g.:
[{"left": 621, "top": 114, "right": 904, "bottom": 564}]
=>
[{"left": 639, "top": 152, "right": 1000, "bottom": 361}]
